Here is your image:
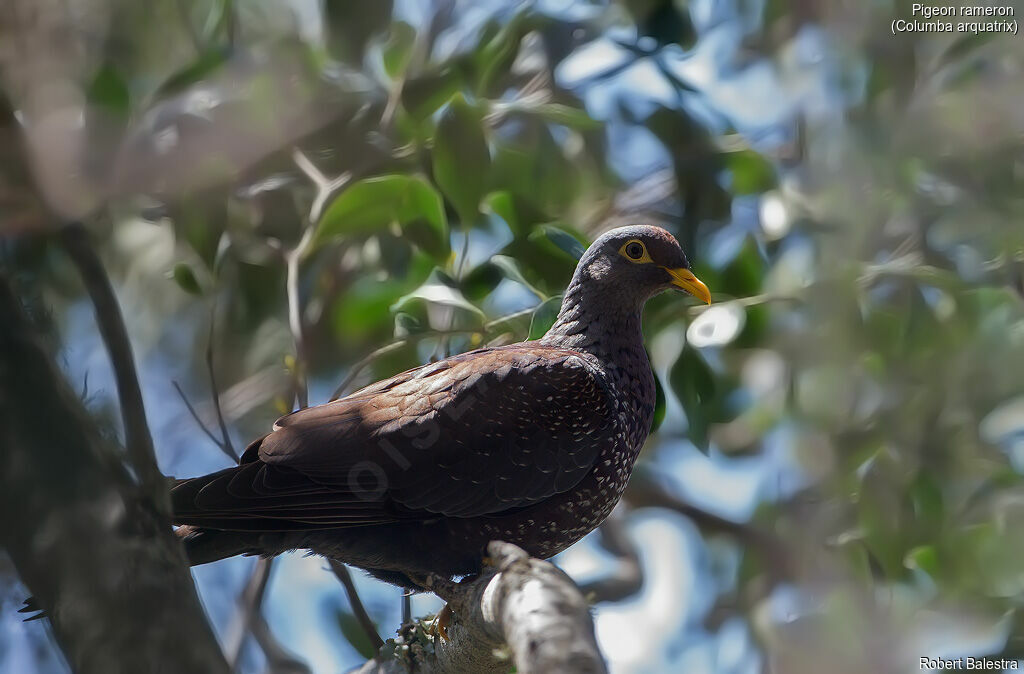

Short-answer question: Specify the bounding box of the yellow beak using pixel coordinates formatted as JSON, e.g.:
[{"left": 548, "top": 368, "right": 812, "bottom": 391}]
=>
[{"left": 663, "top": 267, "right": 711, "bottom": 304}]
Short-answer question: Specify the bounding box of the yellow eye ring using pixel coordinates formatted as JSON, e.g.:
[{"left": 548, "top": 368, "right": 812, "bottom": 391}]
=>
[{"left": 618, "top": 239, "right": 653, "bottom": 263}]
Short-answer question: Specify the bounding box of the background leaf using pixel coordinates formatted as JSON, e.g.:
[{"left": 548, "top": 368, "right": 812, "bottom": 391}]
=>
[
  {"left": 432, "top": 93, "right": 491, "bottom": 226},
  {"left": 315, "top": 176, "right": 448, "bottom": 260},
  {"left": 528, "top": 296, "right": 563, "bottom": 340}
]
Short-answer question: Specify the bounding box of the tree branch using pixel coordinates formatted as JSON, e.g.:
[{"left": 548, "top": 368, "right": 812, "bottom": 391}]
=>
[
  {"left": 251, "top": 613, "right": 312, "bottom": 674},
  {"left": 330, "top": 561, "right": 385, "bottom": 652},
  {"left": 205, "top": 312, "right": 236, "bottom": 459},
  {"left": 173, "top": 379, "right": 235, "bottom": 461},
  {"left": 577, "top": 506, "right": 644, "bottom": 604},
  {"left": 58, "top": 222, "right": 169, "bottom": 514},
  {"left": 353, "top": 542, "right": 607, "bottom": 674},
  {"left": 0, "top": 271, "right": 229, "bottom": 674},
  {"left": 226, "top": 557, "right": 275, "bottom": 668},
  {"left": 623, "top": 470, "right": 791, "bottom": 576}
]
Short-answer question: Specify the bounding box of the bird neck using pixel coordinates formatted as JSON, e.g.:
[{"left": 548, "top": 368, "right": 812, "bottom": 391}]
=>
[
  {"left": 540, "top": 276, "right": 657, "bottom": 441},
  {"left": 539, "top": 275, "right": 647, "bottom": 364}
]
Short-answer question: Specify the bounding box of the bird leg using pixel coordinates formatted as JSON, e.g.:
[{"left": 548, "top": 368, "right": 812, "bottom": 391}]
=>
[
  {"left": 401, "top": 588, "right": 412, "bottom": 625},
  {"left": 425, "top": 573, "right": 480, "bottom": 643}
]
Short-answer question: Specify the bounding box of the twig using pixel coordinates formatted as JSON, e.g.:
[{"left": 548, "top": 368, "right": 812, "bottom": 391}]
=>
[
  {"left": 329, "top": 561, "right": 385, "bottom": 652},
  {"left": 686, "top": 291, "right": 803, "bottom": 317},
  {"left": 287, "top": 147, "right": 351, "bottom": 409},
  {"left": 285, "top": 229, "right": 313, "bottom": 410},
  {"left": 226, "top": 557, "right": 275, "bottom": 669},
  {"left": 216, "top": 152, "right": 337, "bottom": 674},
  {"left": 59, "top": 223, "right": 168, "bottom": 514},
  {"left": 205, "top": 311, "right": 236, "bottom": 459},
  {"left": 168, "top": 302, "right": 236, "bottom": 463},
  {"left": 291, "top": 147, "right": 350, "bottom": 225},
  {"left": 172, "top": 380, "right": 233, "bottom": 460},
  {"left": 289, "top": 149, "right": 388, "bottom": 665},
  {"left": 250, "top": 613, "right": 311, "bottom": 674}
]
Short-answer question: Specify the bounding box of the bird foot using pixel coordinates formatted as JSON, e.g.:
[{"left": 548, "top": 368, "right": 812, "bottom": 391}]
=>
[
  {"left": 429, "top": 602, "right": 455, "bottom": 643},
  {"left": 425, "top": 572, "right": 482, "bottom": 643}
]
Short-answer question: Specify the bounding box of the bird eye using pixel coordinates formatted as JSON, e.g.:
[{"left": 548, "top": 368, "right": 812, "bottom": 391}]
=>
[{"left": 625, "top": 241, "right": 645, "bottom": 260}]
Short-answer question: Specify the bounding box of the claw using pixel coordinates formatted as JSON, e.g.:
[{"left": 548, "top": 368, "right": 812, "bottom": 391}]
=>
[
  {"left": 431, "top": 602, "right": 454, "bottom": 643},
  {"left": 19, "top": 597, "right": 46, "bottom": 622}
]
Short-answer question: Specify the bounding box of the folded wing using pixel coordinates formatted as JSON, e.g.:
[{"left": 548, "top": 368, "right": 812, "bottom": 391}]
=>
[{"left": 171, "top": 345, "right": 614, "bottom": 530}]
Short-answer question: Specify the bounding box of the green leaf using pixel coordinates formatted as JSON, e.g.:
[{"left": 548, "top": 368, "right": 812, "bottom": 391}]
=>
[
  {"left": 394, "top": 312, "right": 423, "bottom": 337},
  {"left": 323, "top": 0, "right": 393, "bottom": 65},
  {"left": 910, "top": 473, "right": 944, "bottom": 524},
  {"left": 939, "top": 31, "right": 997, "bottom": 69},
  {"left": 475, "top": 13, "right": 528, "bottom": 94},
  {"left": 904, "top": 545, "right": 940, "bottom": 577},
  {"left": 334, "top": 607, "right": 379, "bottom": 660},
  {"left": 87, "top": 64, "right": 130, "bottom": 114},
  {"left": 490, "top": 129, "right": 578, "bottom": 213},
  {"left": 717, "top": 235, "right": 764, "bottom": 295},
  {"left": 484, "top": 191, "right": 518, "bottom": 230},
  {"left": 433, "top": 94, "right": 491, "bottom": 226},
  {"left": 391, "top": 269, "right": 484, "bottom": 320},
  {"left": 331, "top": 278, "right": 409, "bottom": 341},
  {"left": 156, "top": 49, "right": 229, "bottom": 96},
  {"left": 491, "top": 255, "right": 545, "bottom": 299},
  {"left": 462, "top": 261, "right": 504, "bottom": 301},
  {"left": 315, "top": 175, "right": 448, "bottom": 260},
  {"left": 528, "top": 296, "right": 563, "bottom": 340},
  {"left": 403, "top": 217, "right": 450, "bottom": 263},
  {"left": 650, "top": 371, "right": 667, "bottom": 434},
  {"left": 201, "top": 0, "right": 235, "bottom": 44},
  {"left": 670, "top": 344, "right": 716, "bottom": 452},
  {"left": 383, "top": 21, "right": 416, "bottom": 79},
  {"left": 531, "top": 224, "right": 587, "bottom": 261},
  {"left": 402, "top": 69, "right": 460, "bottom": 119},
  {"left": 169, "top": 262, "right": 202, "bottom": 295},
  {"left": 513, "top": 103, "right": 601, "bottom": 130},
  {"left": 726, "top": 150, "right": 775, "bottom": 195}
]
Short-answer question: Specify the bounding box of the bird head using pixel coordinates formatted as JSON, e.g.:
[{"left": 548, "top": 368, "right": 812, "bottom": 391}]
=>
[{"left": 574, "top": 225, "right": 711, "bottom": 306}]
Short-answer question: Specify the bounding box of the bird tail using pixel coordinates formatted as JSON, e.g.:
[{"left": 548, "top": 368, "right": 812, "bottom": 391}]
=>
[
  {"left": 175, "top": 525, "right": 260, "bottom": 566},
  {"left": 172, "top": 469, "right": 262, "bottom": 565}
]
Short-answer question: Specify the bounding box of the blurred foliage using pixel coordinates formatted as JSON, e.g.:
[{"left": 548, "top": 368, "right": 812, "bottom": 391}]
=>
[{"left": 3, "top": 0, "right": 1024, "bottom": 673}]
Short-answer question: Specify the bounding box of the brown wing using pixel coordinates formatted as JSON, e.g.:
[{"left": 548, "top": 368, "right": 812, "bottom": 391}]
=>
[{"left": 171, "top": 345, "right": 615, "bottom": 530}]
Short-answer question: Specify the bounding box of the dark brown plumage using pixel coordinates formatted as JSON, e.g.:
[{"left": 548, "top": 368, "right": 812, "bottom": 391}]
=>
[{"left": 172, "top": 225, "right": 710, "bottom": 590}]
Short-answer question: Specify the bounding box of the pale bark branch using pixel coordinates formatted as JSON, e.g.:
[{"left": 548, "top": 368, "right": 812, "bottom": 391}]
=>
[{"left": 353, "top": 541, "right": 607, "bottom": 674}]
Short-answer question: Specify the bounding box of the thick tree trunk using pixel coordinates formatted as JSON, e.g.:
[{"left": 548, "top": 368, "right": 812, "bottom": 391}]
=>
[{"left": 0, "top": 272, "right": 229, "bottom": 674}]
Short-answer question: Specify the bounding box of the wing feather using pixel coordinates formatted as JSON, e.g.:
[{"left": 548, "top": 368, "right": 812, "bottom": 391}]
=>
[{"left": 171, "top": 345, "right": 614, "bottom": 530}]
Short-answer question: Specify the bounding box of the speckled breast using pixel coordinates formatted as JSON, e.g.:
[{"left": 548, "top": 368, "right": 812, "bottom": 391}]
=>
[{"left": 468, "top": 360, "right": 654, "bottom": 559}]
